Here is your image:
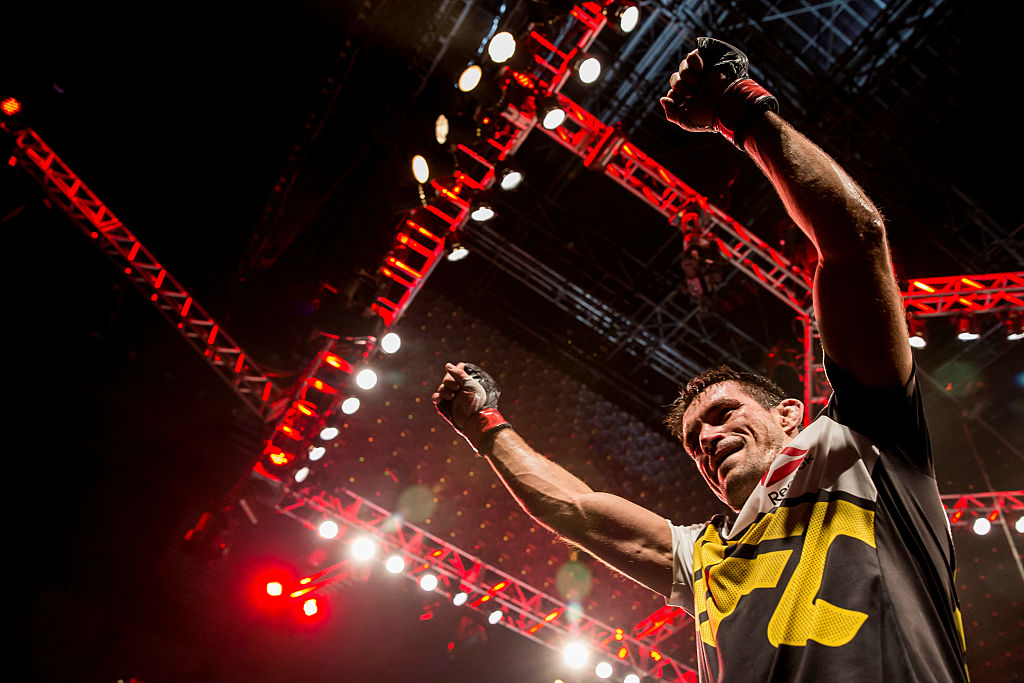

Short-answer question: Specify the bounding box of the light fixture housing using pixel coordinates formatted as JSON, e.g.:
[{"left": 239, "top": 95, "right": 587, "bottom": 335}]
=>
[
  {"left": 470, "top": 203, "right": 496, "bottom": 222},
  {"left": 447, "top": 242, "right": 470, "bottom": 261},
  {"left": 956, "top": 316, "right": 980, "bottom": 341},
  {"left": 576, "top": 56, "right": 602, "bottom": 84},
  {"left": 487, "top": 31, "right": 516, "bottom": 63}
]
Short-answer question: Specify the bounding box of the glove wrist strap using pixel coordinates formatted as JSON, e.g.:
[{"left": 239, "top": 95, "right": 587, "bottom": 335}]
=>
[
  {"left": 713, "top": 78, "right": 779, "bottom": 149},
  {"left": 464, "top": 408, "right": 511, "bottom": 456}
]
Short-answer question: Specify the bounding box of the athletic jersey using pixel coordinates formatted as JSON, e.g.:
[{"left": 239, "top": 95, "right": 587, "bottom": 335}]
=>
[{"left": 667, "top": 357, "right": 969, "bottom": 682}]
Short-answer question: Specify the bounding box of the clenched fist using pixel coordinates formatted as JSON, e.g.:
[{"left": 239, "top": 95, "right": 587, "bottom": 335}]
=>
[{"left": 433, "top": 362, "right": 510, "bottom": 455}]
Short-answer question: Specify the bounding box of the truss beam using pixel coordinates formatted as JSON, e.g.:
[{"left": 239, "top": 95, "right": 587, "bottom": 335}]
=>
[{"left": 4, "top": 122, "right": 282, "bottom": 419}]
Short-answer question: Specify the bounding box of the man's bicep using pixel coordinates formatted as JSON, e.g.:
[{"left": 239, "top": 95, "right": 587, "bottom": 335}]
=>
[
  {"left": 814, "top": 247, "right": 912, "bottom": 390},
  {"left": 562, "top": 491, "right": 675, "bottom": 597}
]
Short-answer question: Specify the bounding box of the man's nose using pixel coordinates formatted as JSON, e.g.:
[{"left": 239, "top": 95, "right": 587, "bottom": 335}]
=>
[{"left": 699, "top": 424, "right": 723, "bottom": 457}]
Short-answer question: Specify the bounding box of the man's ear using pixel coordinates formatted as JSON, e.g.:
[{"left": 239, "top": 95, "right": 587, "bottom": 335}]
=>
[{"left": 775, "top": 398, "right": 804, "bottom": 435}]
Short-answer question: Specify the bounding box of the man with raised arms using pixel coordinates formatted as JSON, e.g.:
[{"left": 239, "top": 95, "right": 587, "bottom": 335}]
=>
[{"left": 433, "top": 38, "right": 968, "bottom": 681}]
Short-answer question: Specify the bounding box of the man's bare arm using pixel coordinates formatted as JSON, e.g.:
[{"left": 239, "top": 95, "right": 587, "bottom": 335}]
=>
[
  {"left": 662, "top": 41, "right": 912, "bottom": 389},
  {"left": 433, "top": 362, "right": 674, "bottom": 596},
  {"left": 484, "top": 429, "right": 674, "bottom": 596},
  {"left": 743, "top": 113, "right": 912, "bottom": 389}
]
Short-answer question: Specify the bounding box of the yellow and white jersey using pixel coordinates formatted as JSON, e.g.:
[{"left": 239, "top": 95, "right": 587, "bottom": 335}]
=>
[{"left": 668, "top": 359, "right": 968, "bottom": 682}]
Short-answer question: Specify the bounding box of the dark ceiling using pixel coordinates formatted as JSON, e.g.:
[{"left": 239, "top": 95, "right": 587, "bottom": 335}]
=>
[{"left": 10, "top": 0, "right": 1022, "bottom": 681}]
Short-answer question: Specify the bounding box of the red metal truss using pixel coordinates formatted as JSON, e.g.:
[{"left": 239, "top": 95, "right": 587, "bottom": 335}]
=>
[
  {"left": 265, "top": 477, "right": 697, "bottom": 681},
  {"left": 4, "top": 122, "right": 283, "bottom": 419},
  {"left": 941, "top": 490, "right": 1024, "bottom": 527},
  {"left": 904, "top": 272, "right": 1024, "bottom": 318}
]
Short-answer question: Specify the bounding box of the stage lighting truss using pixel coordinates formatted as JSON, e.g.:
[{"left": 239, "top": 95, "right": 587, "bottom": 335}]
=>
[
  {"left": 263, "top": 481, "right": 698, "bottom": 682},
  {"left": 2, "top": 123, "right": 282, "bottom": 418},
  {"left": 944, "top": 491, "right": 1024, "bottom": 530}
]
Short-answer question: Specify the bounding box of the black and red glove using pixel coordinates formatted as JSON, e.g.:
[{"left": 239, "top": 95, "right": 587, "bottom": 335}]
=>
[
  {"left": 433, "top": 362, "right": 511, "bottom": 456},
  {"left": 661, "top": 37, "right": 779, "bottom": 150}
]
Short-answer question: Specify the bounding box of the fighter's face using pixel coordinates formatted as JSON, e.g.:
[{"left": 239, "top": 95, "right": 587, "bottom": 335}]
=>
[{"left": 680, "top": 381, "right": 792, "bottom": 510}]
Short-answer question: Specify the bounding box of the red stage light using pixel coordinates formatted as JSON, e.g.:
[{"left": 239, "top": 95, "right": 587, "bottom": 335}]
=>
[
  {"left": 1, "top": 97, "right": 20, "bottom": 116},
  {"left": 950, "top": 509, "right": 964, "bottom": 523},
  {"left": 987, "top": 510, "right": 999, "bottom": 522}
]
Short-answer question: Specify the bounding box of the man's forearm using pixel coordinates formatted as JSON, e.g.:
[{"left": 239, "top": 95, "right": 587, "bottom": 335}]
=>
[
  {"left": 481, "top": 428, "right": 592, "bottom": 527},
  {"left": 743, "top": 111, "right": 886, "bottom": 259}
]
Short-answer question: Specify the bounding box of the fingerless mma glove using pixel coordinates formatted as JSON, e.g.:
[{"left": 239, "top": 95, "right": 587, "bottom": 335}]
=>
[
  {"left": 696, "top": 36, "right": 779, "bottom": 149},
  {"left": 436, "top": 363, "right": 511, "bottom": 456}
]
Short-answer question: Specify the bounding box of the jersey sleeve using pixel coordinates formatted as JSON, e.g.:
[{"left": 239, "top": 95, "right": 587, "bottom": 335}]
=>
[
  {"left": 665, "top": 519, "right": 707, "bottom": 614},
  {"left": 822, "top": 354, "right": 932, "bottom": 474}
]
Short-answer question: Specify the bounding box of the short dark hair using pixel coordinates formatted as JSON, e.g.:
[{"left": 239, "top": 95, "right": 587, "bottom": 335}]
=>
[{"left": 664, "top": 365, "right": 789, "bottom": 441}]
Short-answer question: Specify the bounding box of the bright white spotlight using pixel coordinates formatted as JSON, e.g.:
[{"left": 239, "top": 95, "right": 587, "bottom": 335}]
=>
[
  {"left": 488, "top": 609, "right": 503, "bottom": 624},
  {"left": 434, "top": 114, "right": 449, "bottom": 145},
  {"left": 447, "top": 243, "right": 470, "bottom": 261},
  {"left": 381, "top": 332, "right": 401, "bottom": 354},
  {"left": 385, "top": 555, "right": 406, "bottom": 574},
  {"left": 308, "top": 445, "right": 326, "bottom": 461},
  {"left": 458, "top": 65, "right": 482, "bottom": 92},
  {"left": 595, "top": 661, "right": 613, "bottom": 679},
  {"left": 1016, "top": 515, "right": 1024, "bottom": 533},
  {"left": 577, "top": 56, "right": 601, "bottom": 84},
  {"left": 419, "top": 574, "right": 439, "bottom": 591},
  {"left": 412, "top": 154, "right": 430, "bottom": 183},
  {"left": 488, "top": 31, "right": 516, "bottom": 63},
  {"left": 303, "top": 598, "right": 318, "bottom": 616},
  {"left": 619, "top": 5, "right": 640, "bottom": 32},
  {"left": 351, "top": 536, "right": 376, "bottom": 560},
  {"left": 318, "top": 520, "right": 339, "bottom": 539},
  {"left": 452, "top": 591, "right": 468, "bottom": 606},
  {"left": 471, "top": 204, "right": 496, "bottom": 222},
  {"left": 972, "top": 517, "right": 991, "bottom": 535},
  {"left": 541, "top": 106, "right": 566, "bottom": 130},
  {"left": 908, "top": 334, "right": 927, "bottom": 349},
  {"left": 624, "top": 674, "right": 641, "bottom": 683},
  {"left": 341, "top": 396, "right": 360, "bottom": 414},
  {"left": 320, "top": 426, "right": 340, "bottom": 441},
  {"left": 499, "top": 168, "right": 523, "bottom": 191},
  {"left": 294, "top": 466, "right": 311, "bottom": 483},
  {"left": 355, "top": 368, "right": 378, "bottom": 390},
  {"left": 563, "top": 642, "right": 589, "bottom": 668}
]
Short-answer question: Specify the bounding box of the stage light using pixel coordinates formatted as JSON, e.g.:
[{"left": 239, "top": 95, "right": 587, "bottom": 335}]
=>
[
  {"left": 576, "top": 56, "right": 602, "bottom": 84},
  {"left": 385, "top": 554, "right": 406, "bottom": 574},
  {"left": 624, "top": 675, "right": 641, "bottom": 683},
  {"left": 447, "top": 242, "right": 470, "bottom": 261},
  {"left": 471, "top": 203, "right": 496, "bottom": 222},
  {"left": 563, "top": 642, "right": 589, "bottom": 667},
  {"left": 458, "top": 65, "right": 483, "bottom": 92},
  {"left": 488, "top": 609, "right": 503, "bottom": 624},
  {"left": 595, "top": 661, "right": 613, "bottom": 679},
  {"left": 908, "top": 316, "right": 927, "bottom": 349},
  {"left": 351, "top": 536, "right": 376, "bottom": 560},
  {"left": 319, "top": 520, "right": 340, "bottom": 539},
  {"left": 266, "top": 581, "right": 283, "bottom": 597},
  {"left": 309, "top": 445, "right": 326, "bottom": 461},
  {"left": 355, "top": 368, "right": 378, "bottom": 390},
  {"left": 1006, "top": 313, "right": 1024, "bottom": 341},
  {"left": 303, "top": 598, "right": 318, "bottom": 616},
  {"left": 538, "top": 97, "right": 566, "bottom": 129},
  {"left": 412, "top": 154, "right": 430, "bottom": 184},
  {"left": 419, "top": 574, "right": 439, "bottom": 591},
  {"left": 498, "top": 166, "right": 523, "bottom": 191},
  {"left": 453, "top": 591, "right": 468, "bottom": 606},
  {"left": 1, "top": 97, "right": 20, "bottom": 116},
  {"left": 320, "top": 426, "right": 340, "bottom": 440},
  {"left": 1016, "top": 515, "right": 1024, "bottom": 533},
  {"left": 610, "top": 2, "right": 640, "bottom": 33},
  {"left": 956, "top": 317, "right": 980, "bottom": 341},
  {"left": 294, "top": 466, "right": 311, "bottom": 483},
  {"left": 434, "top": 114, "right": 450, "bottom": 144},
  {"left": 341, "top": 396, "right": 361, "bottom": 414},
  {"left": 488, "top": 31, "right": 516, "bottom": 63},
  {"left": 972, "top": 517, "right": 991, "bottom": 535},
  {"left": 381, "top": 332, "right": 401, "bottom": 354}
]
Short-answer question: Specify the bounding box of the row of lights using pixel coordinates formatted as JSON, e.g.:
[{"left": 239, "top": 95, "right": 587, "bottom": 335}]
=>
[
  {"left": 951, "top": 510, "right": 1024, "bottom": 536},
  {"left": 907, "top": 313, "right": 1022, "bottom": 349},
  {"left": 299, "top": 529, "right": 651, "bottom": 681},
  {"left": 409, "top": 2, "right": 642, "bottom": 263}
]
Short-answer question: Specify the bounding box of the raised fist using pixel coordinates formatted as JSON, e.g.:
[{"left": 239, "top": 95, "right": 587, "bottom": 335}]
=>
[
  {"left": 660, "top": 37, "right": 777, "bottom": 148},
  {"left": 433, "top": 362, "right": 509, "bottom": 455}
]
